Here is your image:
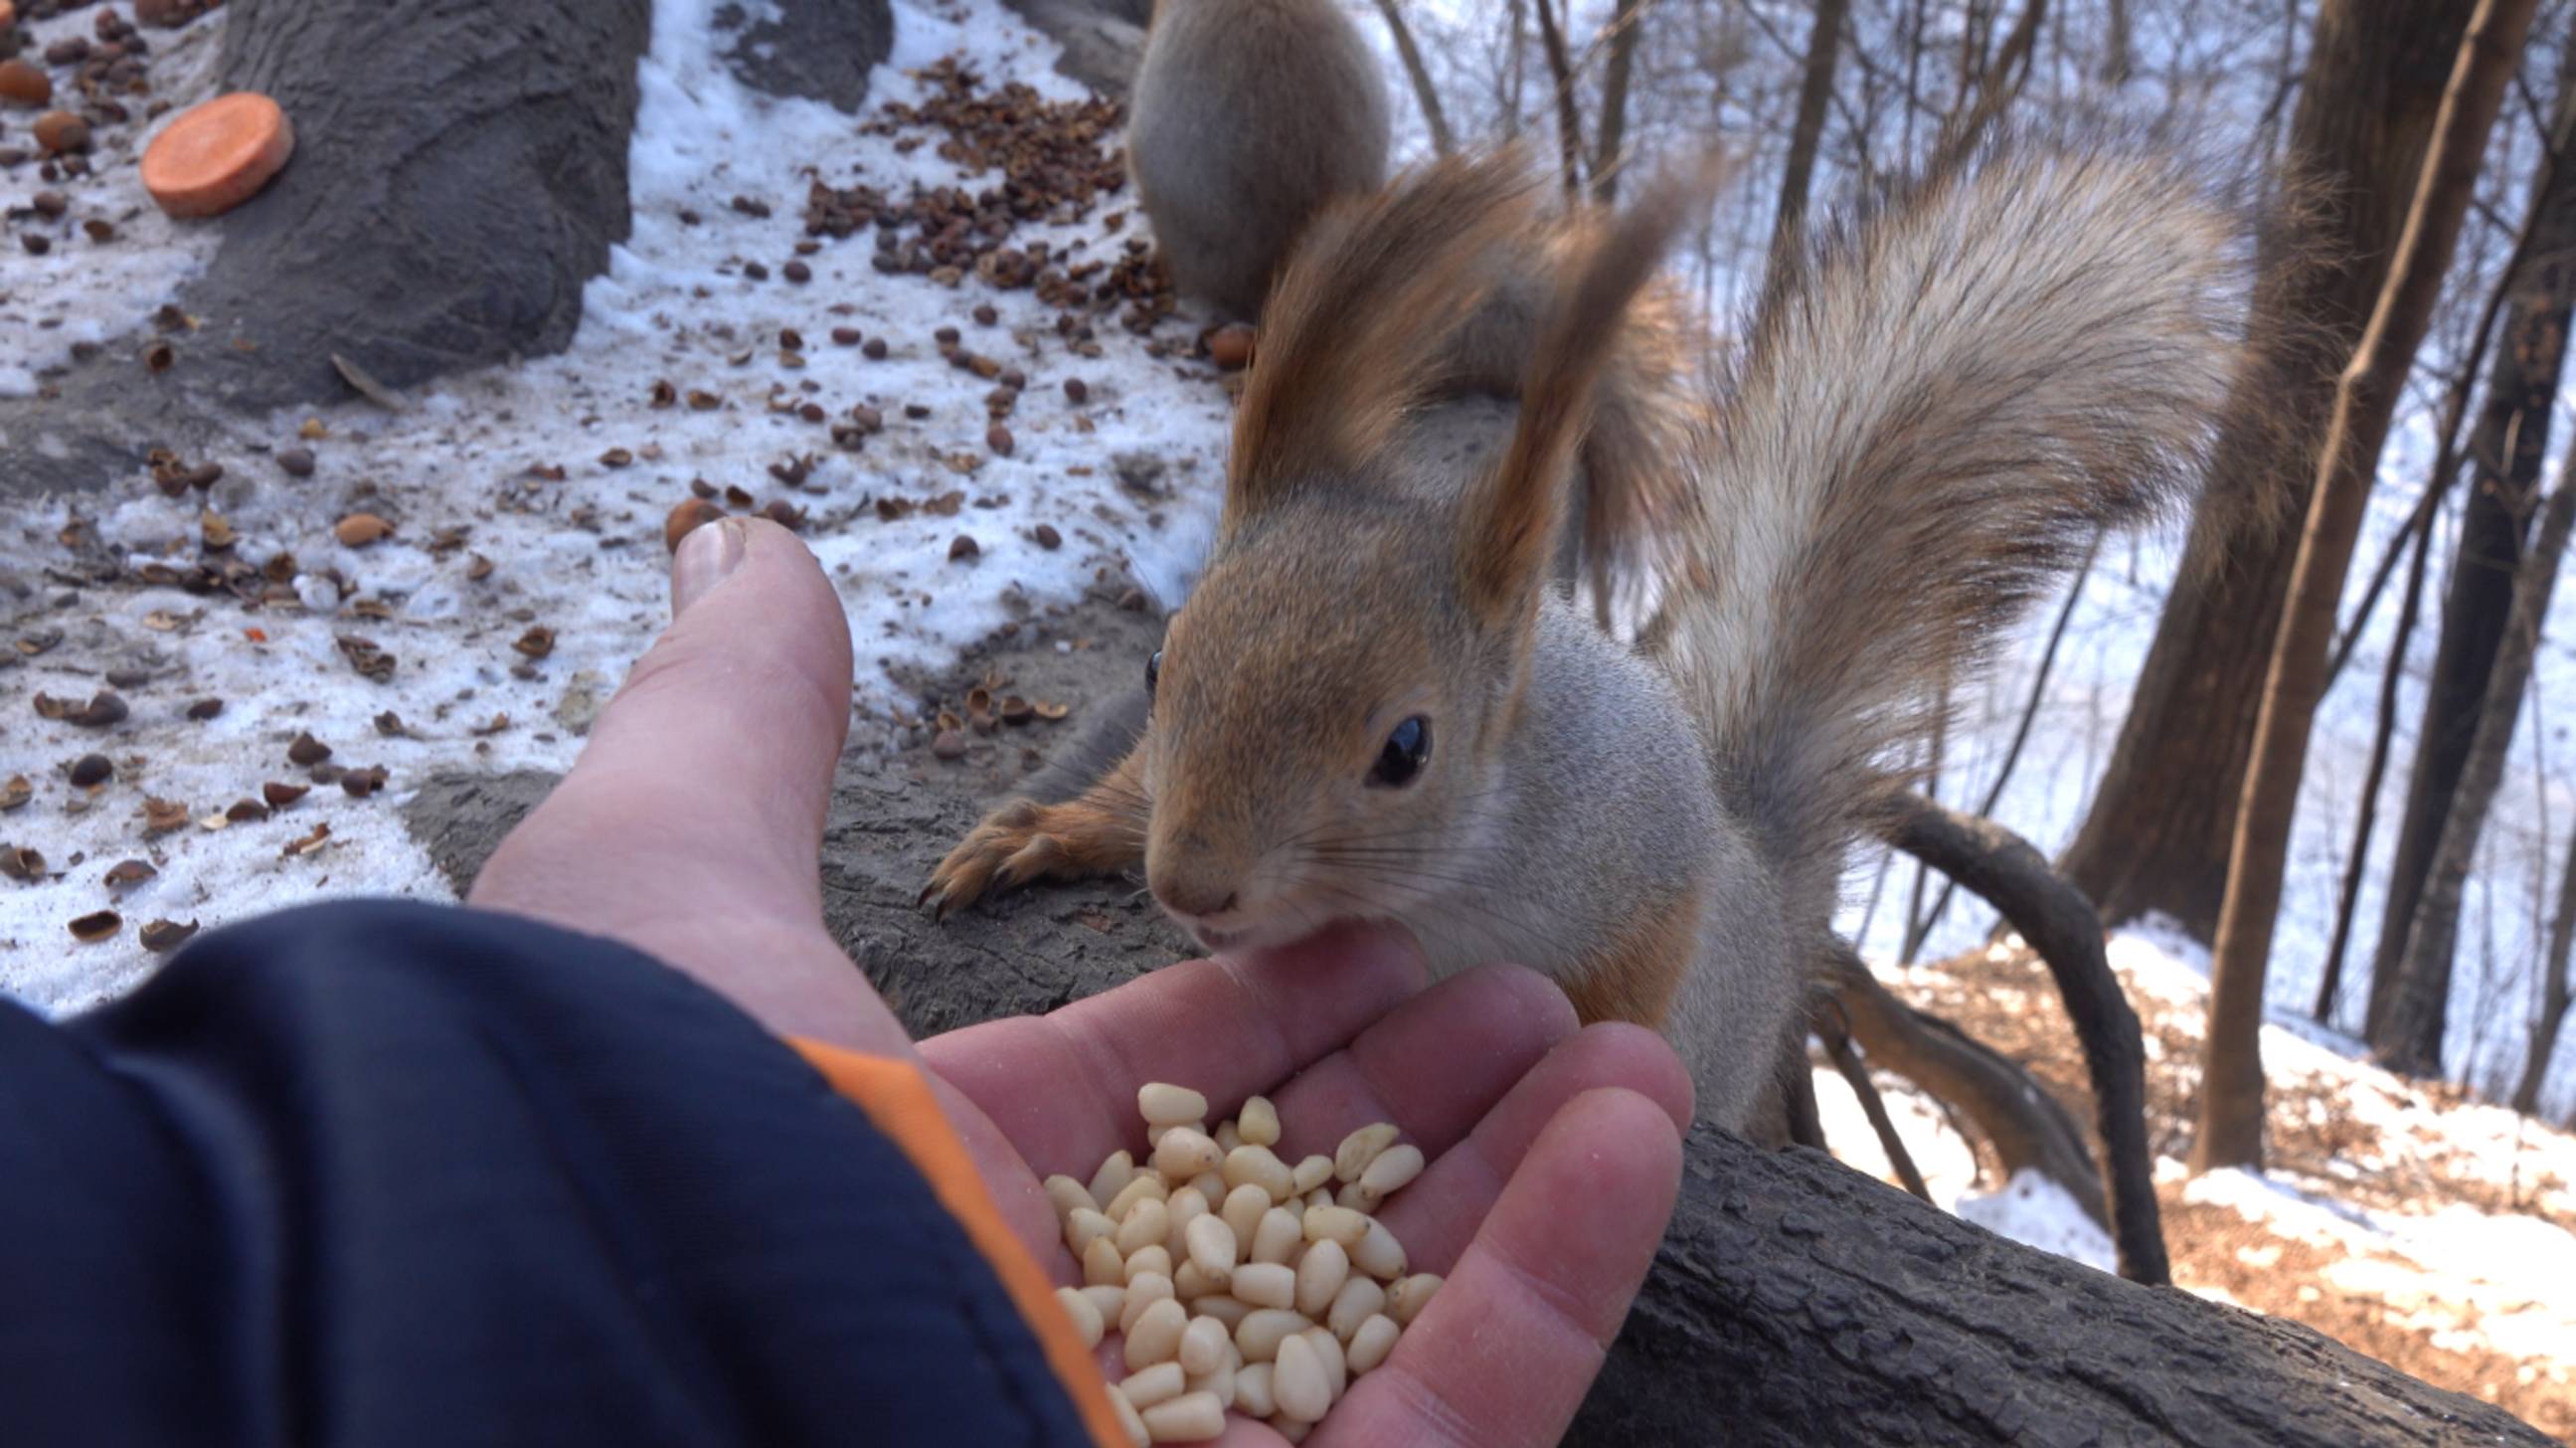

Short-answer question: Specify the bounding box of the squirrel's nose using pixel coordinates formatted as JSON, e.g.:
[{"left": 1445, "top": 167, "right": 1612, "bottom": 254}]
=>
[{"left": 1148, "top": 848, "right": 1243, "bottom": 920}]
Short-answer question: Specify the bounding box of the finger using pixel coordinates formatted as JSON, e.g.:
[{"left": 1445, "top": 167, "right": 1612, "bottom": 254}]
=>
[
  {"left": 471, "top": 518, "right": 902, "bottom": 1055},
  {"left": 920, "top": 921, "right": 1424, "bottom": 1178},
  {"left": 1371, "top": 1023, "right": 1691, "bottom": 1274},
  {"left": 1262, "top": 964, "right": 1578, "bottom": 1165},
  {"left": 1320, "top": 1088, "right": 1682, "bottom": 1448}
]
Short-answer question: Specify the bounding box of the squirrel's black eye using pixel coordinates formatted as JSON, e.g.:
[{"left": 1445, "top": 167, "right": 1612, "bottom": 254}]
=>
[
  {"left": 1145, "top": 650, "right": 1162, "bottom": 698},
  {"left": 1369, "top": 716, "right": 1431, "bottom": 789}
]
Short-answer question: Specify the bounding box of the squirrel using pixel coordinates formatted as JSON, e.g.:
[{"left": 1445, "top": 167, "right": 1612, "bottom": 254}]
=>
[
  {"left": 924, "top": 139, "right": 2253, "bottom": 1131},
  {"left": 1124, "top": 0, "right": 1393, "bottom": 323}
]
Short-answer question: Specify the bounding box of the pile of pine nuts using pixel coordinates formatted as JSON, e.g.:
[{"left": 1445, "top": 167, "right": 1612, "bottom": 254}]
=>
[{"left": 1047, "top": 1082, "right": 1442, "bottom": 1444}]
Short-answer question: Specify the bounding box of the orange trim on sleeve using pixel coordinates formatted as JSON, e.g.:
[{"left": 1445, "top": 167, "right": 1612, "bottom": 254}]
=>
[{"left": 785, "top": 1039, "right": 1126, "bottom": 1448}]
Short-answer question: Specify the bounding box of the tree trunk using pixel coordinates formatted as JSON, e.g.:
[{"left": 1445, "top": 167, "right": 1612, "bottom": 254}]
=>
[
  {"left": 2195, "top": 0, "right": 2536, "bottom": 1175},
  {"left": 2512, "top": 820, "right": 2576, "bottom": 1114},
  {"left": 2376, "top": 473, "right": 2576, "bottom": 1076},
  {"left": 1588, "top": 0, "right": 1648, "bottom": 203},
  {"left": 1370, "top": 0, "right": 1456, "bottom": 158},
  {"left": 2365, "top": 54, "right": 2576, "bottom": 1039},
  {"left": 402, "top": 746, "right": 2554, "bottom": 1446},
  {"left": 1770, "top": 0, "right": 1853, "bottom": 258},
  {"left": 2318, "top": 509, "right": 2432, "bottom": 1024},
  {"left": 2056, "top": 0, "right": 2477, "bottom": 943},
  {"left": 1532, "top": 0, "right": 1587, "bottom": 200}
]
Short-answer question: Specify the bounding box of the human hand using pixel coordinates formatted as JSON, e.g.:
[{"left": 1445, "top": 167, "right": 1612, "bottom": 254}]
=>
[{"left": 470, "top": 518, "right": 1692, "bottom": 1445}]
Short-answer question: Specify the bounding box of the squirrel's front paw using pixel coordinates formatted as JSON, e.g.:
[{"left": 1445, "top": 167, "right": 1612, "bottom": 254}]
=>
[{"left": 920, "top": 801, "right": 1080, "bottom": 920}]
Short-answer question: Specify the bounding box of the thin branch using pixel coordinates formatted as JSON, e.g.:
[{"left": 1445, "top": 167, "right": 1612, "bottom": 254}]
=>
[
  {"left": 1531, "top": 0, "right": 1587, "bottom": 200},
  {"left": 1371, "top": 0, "right": 1456, "bottom": 158},
  {"left": 1817, "top": 996, "right": 1937, "bottom": 1204}
]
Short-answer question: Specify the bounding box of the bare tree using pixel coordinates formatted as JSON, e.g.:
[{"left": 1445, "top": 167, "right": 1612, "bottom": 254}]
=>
[
  {"left": 2513, "top": 823, "right": 2576, "bottom": 1113},
  {"left": 2196, "top": 0, "right": 2539, "bottom": 1174},
  {"left": 2318, "top": 511, "right": 2432, "bottom": 1024},
  {"left": 1771, "top": 0, "right": 1854, "bottom": 256},
  {"left": 2056, "top": 0, "right": 2477, "bottom": 945},
  {"left": 1589, "top": 0, "right": 1649, "bottom": 202},
  {"left": 2377, "top": 471, "right": 2576, "bottom": 1076},
  {"left": 1371, "top": 0, "right": 1457, "bottom": 158},
  {"left": 1533, "top": 0, "right": 1587, "bottom": 198},
  {"left": 2366, "top": 37, "right": 2576, "bottom": 1040}
]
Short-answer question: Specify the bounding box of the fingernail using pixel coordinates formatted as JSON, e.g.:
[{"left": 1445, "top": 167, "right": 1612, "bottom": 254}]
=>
[{"left": 672, "top": 517, "right": 750, "bottom": 618}]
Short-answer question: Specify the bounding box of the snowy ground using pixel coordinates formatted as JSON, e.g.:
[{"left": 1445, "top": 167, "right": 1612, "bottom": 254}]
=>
[{"left": 1, "top": 0, "right": 1229, "bottom": 1010}]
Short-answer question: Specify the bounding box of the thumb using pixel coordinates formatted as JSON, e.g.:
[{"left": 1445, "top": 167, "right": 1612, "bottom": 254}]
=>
[{"left": 470, "top": 518, "right": 881, "bottom": 1044}]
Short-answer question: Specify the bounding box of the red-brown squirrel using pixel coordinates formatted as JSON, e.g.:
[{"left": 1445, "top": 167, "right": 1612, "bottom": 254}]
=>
[{"left": 927, "top": 141, "right": 2253, "bottom": 1131}]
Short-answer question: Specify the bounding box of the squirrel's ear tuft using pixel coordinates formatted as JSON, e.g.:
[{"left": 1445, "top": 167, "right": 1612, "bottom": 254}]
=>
[
  {"left": 1227, "top": 150, "right": 1542, "bottom": 522},
  {"left": 1458, "top": 150, "right": 1731, "bottom": 633}
]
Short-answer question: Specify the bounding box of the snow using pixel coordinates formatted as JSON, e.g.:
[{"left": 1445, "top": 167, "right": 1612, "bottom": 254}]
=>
[
  {"left": 0, "top": 5, "right": 228, "bottom": 397},
  {"left": 0, "top": 0, "right": 1230, "bottom": 1012}
]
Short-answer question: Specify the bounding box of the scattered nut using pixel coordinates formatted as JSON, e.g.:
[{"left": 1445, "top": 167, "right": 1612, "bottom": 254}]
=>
[
  {"left": 139, "top": 919, "right": 200, "bottom": 953},
  {"left": 286, "top": 732, "right": 332, "bottom": 766},
  {"left": 68, "top": 753, "right": 111, "bottom": 788},
  {"left": 335, "top": 513, "right": 393, "bottom": 547},
  {"left": 69, "top": 910, "right": 122, "bottom": 943},
  {"left": 664, "top": 497, "right": 725, "bottom": 554}
]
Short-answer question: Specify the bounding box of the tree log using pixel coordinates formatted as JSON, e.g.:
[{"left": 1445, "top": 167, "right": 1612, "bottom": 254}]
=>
[{"left": 397, "top": 599, "right": 2546, "bottom": 1446}]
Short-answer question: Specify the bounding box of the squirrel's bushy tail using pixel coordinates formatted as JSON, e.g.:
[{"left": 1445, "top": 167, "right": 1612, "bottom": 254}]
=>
[{"left": 1648, "top": 138, "right": 2256, "bottom": 906}]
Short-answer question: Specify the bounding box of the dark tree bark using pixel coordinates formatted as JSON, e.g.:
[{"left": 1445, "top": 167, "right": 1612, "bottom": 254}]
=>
[
  {"left": 1588, "top": 0, "right": 1649, "bottom": 203},
  {"left": 1533, "top": 0, "right": 1588, "bottom": 199},
  {"left": 2199, "top": 0, "right": 2538, "bottom": 1173},
  {"left": 1880, "top": 794, "right": 2168, "bottom": 1286},
  {"left": 1370, "top": 0, "right": 1457, "bottom": 158},
  {"left": 2377, "top": 473, "right": 2576, "bottom": 1076},
  {"left": 2513, "top": 820, "right": 2576, "bottom": 1114},
  {"left": 2056, "top": 0, "right": 2477, "bottom": 942},
  {"left": 2366, "top": 50, "right": 2576, "bottom": 1039},
  {"left": 1770, "top": 0, "right": 1852, "bottom": 257},
  {"left": 2318, "top": 510, "right": 2433, "bottom": 1024}
]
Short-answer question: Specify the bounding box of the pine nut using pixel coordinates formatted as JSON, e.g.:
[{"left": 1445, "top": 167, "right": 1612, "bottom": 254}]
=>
[
  {"left": 1187, "top": 1170, "right": 1227, "bottom": 1202},
  {"left": 1273, "top": 1332, "right": 1332, "bottom": 1423},
  {"left": 1300, "top": 1326, "right": 1347, "bottom": 1401},
  {"left": 1173, "top": 1261, "right": 1229, "bottom": 1300},
  {"left": 1140, "top": 1390, "right": 1225, "bottom": 1443},
  {"left": 1358, "top": 1143, "right": 1424, "bottom": 1198},
  {"left": 1084, "top": 1234, "right": 1126, "bottom": 1287},
  {"left": 1112, "top": 1390, "right": 1148, "bottom": 1448},
  {"left": 1124, "top": 1245, "right": 1172, "bottom": 1284},
  {"left": 1215, "top": 1121, "right": 1243, "bottom": 1154},
  {"left": 1304, "top": 1188, "right": 1333, "bottom": 1210},
  {"left": 1235, "top": 1307, "right": 1311, "bottom": 1362},
  {"left": 1120, "top": 1273, "right": 1174, "bottom": 1333},
  {"left": 1294, "top": 1238, "right": 1349, "bottom": 1317},
  {"left": 1165, "top": 1186, "right": 1210, "bottom": 1251},
  {"left": 1347, "top": 1313, "right": 1400, "bottom": 1373},
  {"left": 1302, "top": 1205, "right": 1369, "bottom": 1248},
  {"left": 1388, "top": 1273, "right": 1441, "bottom": 1325},
  {"left": 1138, "top": 1082, "right": 1209, "bottom": 1126},
  {"left": 1352, "top": 1217, "right": 1406, "bottom": 1281},
  {"left": 1106, "top": 1174, "right": 1169, "bottom": 1222},
  {"left": 1120, "top": 1360, "right": 1185, "bottom": 1408},
  {"left": 1125, "top": 1297, "right": 1188, "bottom": 1370},
  {"left": 1150, "top": 1127, "right": 1222, "bottom": 1180},
  {"left": 1231, "top": 1261, "right": 1295, "bottom": 1309},
  {"left": 1274, "top": 1415, "right": 1311, "bottom": 1443},
  {"left": 1222, "top": 1144, "right": 1296, "bottom": 1203},
  {"left": 1235, "top": 1362, "right": 1277, "bottom": 1418},
  {"left": 1327, "top": 1276, "right": 1385, "bottom": 1341},
  {"left": 1220, "top": 1183, "right": 1271, "bottom": 1252},
  {"left": 1238, "top": 1094, "right": 1281, "bottom": 1147},
  {"left": 1116, "top": 1198, "right": 1170, "bottom": 1257},
  {"left": 1045, "top": 1174, "right": 1098, "bottom": 1221},
  {"left": 1251, "top": 1207, "right": 1303, "bottom": 1265},
  {"left": 1089, "top": 1150, "right": 1136, "bottom": 1205},
  {"left": 1192, "top": 1293, "right": 1252, "bottom": 1330},
  {"left": 1055, "top": 1285, "right": 1105, "bottom": 1349},
  {"left": 1333, "top": 1123, "right": 1398, "bottom": 1183},
  {"left": 1179, "top": 1313, "right": 1230, "bottom": 1375},
  {"left": 1186, "top": 1356, "right": 1236, "bottom": 1409},
  {"left": 1337, "top": 1181, "right": 1378, "bottom": 1211},
  {"left": 1290, "top": 1155, "right": 1333, "bottom": 1194},
  {"left": 1081, "top": 1284, "right": 1128, "bottom": 1325},
  {"left": 1066, "top": 1207, "right": 1116, "bottom": 1258},
  {"left": 1145, "top": 1119, "right": 1204, "bottom": 1152},
  {"left": 1184, "top": 1213, "right": 1237, "bottom": 1279}
]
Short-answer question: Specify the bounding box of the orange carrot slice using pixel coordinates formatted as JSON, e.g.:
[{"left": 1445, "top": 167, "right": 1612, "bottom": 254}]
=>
[{"left": 142, "top": 91, "right": 294, "bottom": 220}]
